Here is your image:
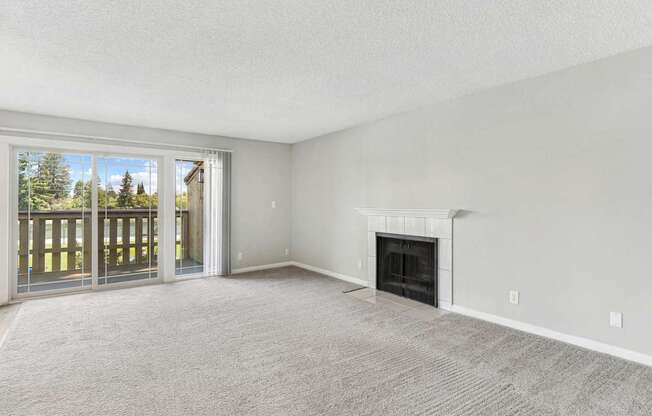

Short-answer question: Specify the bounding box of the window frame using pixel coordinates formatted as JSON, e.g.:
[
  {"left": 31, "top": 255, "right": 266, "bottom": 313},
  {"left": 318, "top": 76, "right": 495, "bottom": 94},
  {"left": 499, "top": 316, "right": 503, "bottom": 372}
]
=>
[{"left": 3, "top": 133, "right": 208, "bottom": 299}]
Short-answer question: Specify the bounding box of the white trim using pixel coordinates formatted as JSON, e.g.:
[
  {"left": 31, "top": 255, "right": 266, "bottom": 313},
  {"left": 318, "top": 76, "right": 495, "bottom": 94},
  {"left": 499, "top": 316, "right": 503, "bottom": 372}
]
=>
[
  {"left": 95, "top": 276, "right": 163, "bottom": 291},
  {"left": 446, "top": 304, "right": 652, "bottom": 367},
  {"left": 0, "top": 127, "right": 232, "bottom": 153},
  {"left": 286, "top": 260, "right": 652, "bottom": 367},
  {"left": 231, "top": 261, "right": 370, "bottom": 288},
  {"left": 231, "top": 261, "right": 294, "bottom": 274},
  {"left": 355, "top": 208, "right": 457, "bottom": 219},
  {"left": 13, "top": 285, "right": 92, "bottom": 300},
  {"left": 2, "top": 143, "right": 16, "bottom": 304},
  {"left": 0, "top": 134, "right": 206, "bottom": 160},
  {"left": 174, "top": 271, "right": 207, "bottom": 280},
  {"left": 291, "top": 262, "right": 369, "bottom": 287},
  {"left": 438, "top": 300, "right": 452, "bottom": 310},
  {"left": 91, "top": 155, "right": 99, "bottom": 289}
]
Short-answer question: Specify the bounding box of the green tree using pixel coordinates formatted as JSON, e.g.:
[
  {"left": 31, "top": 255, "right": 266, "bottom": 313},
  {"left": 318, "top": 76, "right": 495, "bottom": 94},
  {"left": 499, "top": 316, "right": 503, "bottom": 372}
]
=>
[
  {"left": 17, "top": 153, "right": 38, "bottom": 210},
  {"left": 70, "top": 178, "right": 98, "bottom": 209},
  {"left": 175, "top": 193, "right": 188, "bottom": 210},
  {"left": 116, "top": 171, "right": 134, "bottom": 208},
  {"left": 73, "top": 180, "right": 85, "bottom": 199},
  {"left": 134, "top": 182, "right": 154, "bottom": 208},
  {"left": 38, "top": 153, "right": 71, "bottom": 201},
  {"left": 150, "top": 192, "right": 159, "bottom": 208},
  {"left": 104, "top": 185, "right": 118, "bottom": 209},
  {"left": 17, "top": 152, "right": 71, "bottom": 211},
  {"left": 106, "top": 184, "right": 117, "bottom": 199},
  {"left": 133, "top": 194, "right": 148, "bottom": 208}
]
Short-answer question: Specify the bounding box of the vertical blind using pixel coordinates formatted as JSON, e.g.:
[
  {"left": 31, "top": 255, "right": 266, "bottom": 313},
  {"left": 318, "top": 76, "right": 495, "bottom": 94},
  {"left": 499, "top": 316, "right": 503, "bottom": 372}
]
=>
[{"left": 203, "top": 151, "right": 231, "bottom": 276}]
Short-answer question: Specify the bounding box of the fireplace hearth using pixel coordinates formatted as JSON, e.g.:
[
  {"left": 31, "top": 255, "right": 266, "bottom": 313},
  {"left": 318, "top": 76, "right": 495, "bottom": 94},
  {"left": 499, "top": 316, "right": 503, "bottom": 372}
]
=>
[{"left": 376, "top": 233, "right": 437, "bottom": 306}]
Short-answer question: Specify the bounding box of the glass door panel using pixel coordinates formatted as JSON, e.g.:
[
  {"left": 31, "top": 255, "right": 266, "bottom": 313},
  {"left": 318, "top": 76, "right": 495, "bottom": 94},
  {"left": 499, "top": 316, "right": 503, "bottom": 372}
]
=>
[
  {"left": 16, "top": 151, "right": 92, "bottom": 293},
  {"left": 97, "top": 156, "right": 158, "bottom": 284},
  {"left": 175, "top": 159, "right": 204, "bottom": 276}
]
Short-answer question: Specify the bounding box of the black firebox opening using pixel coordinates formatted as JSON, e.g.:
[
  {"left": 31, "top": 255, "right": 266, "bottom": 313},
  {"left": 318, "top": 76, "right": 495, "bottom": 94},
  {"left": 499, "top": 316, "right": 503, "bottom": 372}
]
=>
[{"left": 376, "top": 233, "right": 437, "bottom": 307}]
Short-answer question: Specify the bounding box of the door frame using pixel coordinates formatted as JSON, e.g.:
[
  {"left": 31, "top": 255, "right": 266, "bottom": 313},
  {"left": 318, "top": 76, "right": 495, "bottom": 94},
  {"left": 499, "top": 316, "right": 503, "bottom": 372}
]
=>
[
  {"left": 4, "top": 134, "right": 206, "bottom": 300},
  {"left": 10, "top": 146, "right": 96, "bottom": 298},
  {"left": 95, "top": 153, "right": 164, "bottom": 289},
  {"left": 173, "top": 157, "right": 208, "bottom": 280}
]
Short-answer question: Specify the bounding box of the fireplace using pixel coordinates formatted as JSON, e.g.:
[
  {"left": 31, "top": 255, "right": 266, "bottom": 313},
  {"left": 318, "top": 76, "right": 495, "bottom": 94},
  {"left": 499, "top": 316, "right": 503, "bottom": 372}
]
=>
[
  {"left": 356, "top": 208, "right": 455, "bottom": 308},
  {"left": 376, "top": 233, "right": 437, "bottom": 306}
]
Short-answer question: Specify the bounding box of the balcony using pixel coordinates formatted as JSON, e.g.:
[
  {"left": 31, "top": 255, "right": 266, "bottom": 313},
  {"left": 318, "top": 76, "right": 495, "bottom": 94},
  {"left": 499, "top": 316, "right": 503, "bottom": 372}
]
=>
[{"left": 17, "top": 209, "right": 197, "bottom": 293}]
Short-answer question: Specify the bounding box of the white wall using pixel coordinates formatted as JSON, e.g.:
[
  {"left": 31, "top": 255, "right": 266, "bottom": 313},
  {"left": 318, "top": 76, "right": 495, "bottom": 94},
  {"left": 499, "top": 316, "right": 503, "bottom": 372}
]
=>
[
  {"left": 0, "top": 110, "right": 293, "bottom": 303},
  {"left": 291, "top": 45, "right": 652, "bottom": 356}
]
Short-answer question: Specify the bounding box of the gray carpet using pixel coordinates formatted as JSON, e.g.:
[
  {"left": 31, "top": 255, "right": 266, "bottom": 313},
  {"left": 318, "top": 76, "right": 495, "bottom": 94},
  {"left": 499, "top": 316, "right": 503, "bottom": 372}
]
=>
[{"left": 0, "top": 266, "right": 650, "bottom": 415}]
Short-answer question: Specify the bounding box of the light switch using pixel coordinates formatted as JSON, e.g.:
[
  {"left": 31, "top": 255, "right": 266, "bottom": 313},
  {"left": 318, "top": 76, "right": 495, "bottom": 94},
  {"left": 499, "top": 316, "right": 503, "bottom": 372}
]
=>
[
  {"left": 610, "top": 312, "right": 623, "bottom": 328},
  {"left": 509, "top": 290, "right": 519, "bottom": 305}
]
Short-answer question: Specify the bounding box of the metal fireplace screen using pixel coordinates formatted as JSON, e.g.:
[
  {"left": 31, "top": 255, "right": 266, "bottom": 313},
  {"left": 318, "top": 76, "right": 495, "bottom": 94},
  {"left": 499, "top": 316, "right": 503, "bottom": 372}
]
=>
[{"left": 376, "top": 233, "right": 437, "bottom": 306}]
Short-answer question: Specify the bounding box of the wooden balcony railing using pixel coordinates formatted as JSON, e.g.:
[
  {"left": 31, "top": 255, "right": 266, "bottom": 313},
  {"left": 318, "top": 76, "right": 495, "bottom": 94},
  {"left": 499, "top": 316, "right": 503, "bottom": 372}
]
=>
[{"left": 17, "top": 209, "right": 189, "bottom": 276}]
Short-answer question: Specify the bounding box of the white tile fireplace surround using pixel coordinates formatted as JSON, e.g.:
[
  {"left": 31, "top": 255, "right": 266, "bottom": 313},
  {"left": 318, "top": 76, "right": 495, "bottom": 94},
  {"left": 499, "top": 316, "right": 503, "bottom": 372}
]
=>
[{"left": 356, "top": 208, "right": 457, "bottom": 309}]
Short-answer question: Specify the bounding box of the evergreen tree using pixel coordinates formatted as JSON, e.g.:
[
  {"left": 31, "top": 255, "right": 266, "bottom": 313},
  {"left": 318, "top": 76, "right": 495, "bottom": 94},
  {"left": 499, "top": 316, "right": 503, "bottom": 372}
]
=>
[
  {"left": 17, "top": 152, "right": 69, "bottom": 211},
  {"left": 71, "top": 179, "right": 96, "bottom": 209},
  {"left": 117, "top": 170, "right": 134, "bottom": 208},
  {"left": 102, "top": 184, "right": 117, "bottom": 209},
  {"left": 18, "top": 152, "right": 34, "bottom": 211},
  {"left": 134, "top": 182, "right": 151, "bottom": 208},
  {"left": 38, "top": 153, "right": 71, "bottom": 201},
  {"left": 106, "top": 184, "right": 117, "bottom": 199},
  {"left": 73, "top": 180, "right": 85, "bottom": 199},
  {"left": 71, "top": 180, "right": 86, "bottom": 208}
]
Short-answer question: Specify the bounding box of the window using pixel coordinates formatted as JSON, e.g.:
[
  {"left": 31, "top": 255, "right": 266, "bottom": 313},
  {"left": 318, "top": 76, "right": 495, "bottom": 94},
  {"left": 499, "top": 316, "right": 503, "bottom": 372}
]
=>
[
  {"left": 10, "top": 142, "right": 229, "bottom": 298},
  {"left": 175, "top": 159, "right": 204, "bottom": 276},
  {"left": 16, "top": 151, "right": 92, "bottom": 293}
]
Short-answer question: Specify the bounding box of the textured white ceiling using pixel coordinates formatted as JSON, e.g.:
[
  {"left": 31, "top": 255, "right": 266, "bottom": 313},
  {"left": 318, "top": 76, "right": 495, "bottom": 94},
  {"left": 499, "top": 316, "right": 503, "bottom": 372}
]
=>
[{"left": 2, "top": 1, "right": 652, "bottom": 143}]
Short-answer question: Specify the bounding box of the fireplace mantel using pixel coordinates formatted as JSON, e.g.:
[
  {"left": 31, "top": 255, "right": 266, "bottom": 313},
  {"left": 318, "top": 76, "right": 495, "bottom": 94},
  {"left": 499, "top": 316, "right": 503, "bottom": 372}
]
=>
[
  {"left": 355, "top": 208, "right": 457, "bottom": 219},
  {"left": 356, "top": 207, "right": 457, "bottom": 308}
]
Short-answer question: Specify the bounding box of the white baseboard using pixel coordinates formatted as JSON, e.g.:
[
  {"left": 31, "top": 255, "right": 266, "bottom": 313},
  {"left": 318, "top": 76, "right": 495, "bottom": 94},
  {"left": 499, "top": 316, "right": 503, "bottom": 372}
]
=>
[
  {"left": 447, "top": 304, "right": 652, "bottom": 367},
  {"left": 230, "top": 260, "right": 368, "bottom": 286},
  {"left": 230, "top": 261, "right": 652, "bottom": 367},
  {"left": 438, "top": 300, "right": 452, "bottom": 310},
  {"left": 290, "top": 262, "right": 369, "bottom": 287},
  {"left": 231, "top": 261, "right": 293, "bottom": 275}
]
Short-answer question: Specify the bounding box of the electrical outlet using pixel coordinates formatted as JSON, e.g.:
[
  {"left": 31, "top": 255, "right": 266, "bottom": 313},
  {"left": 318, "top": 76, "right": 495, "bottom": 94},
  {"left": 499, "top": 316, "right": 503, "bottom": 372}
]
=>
[
  {"left": 284, "top": 248, "right": 289, "bottom": 257},
  {"left": 237, "top": 252, "right": 243, "bottom": 261},
  {"left": 271, "top": 200, "right": 276, "bottom": 209},
  {"left": 509, "top": 290, "right": 519, "bottom": 305},
  {"left": 357, "top": 259, "right": 363, "bottom": 270},
  {"left": 610, "top": 312, "right": 623, "bottom": 328}
]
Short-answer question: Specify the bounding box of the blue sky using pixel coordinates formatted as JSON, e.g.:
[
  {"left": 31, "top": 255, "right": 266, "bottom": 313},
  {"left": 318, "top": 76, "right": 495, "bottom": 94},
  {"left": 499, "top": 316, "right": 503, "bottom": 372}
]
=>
[
  {"left": 64, "top": 155, "right": 196, "bottom": 195},
  {"left": 64, "top": 155, "right": 158, "bottom": 194},
  {"left": 21, "top": 152, "right": 198, "bottom": 196}
]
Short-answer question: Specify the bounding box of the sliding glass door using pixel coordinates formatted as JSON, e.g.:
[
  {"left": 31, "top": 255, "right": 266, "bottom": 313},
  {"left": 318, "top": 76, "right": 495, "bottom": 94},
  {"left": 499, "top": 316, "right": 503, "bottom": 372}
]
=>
[
  {"left": 16, "top": 151, "right": 92, "bottom": 293},
  {"left": 175, "top": 159, "right": 204, "bottom": 276},
  {"left": 98, "top": 156, "right": 158, "bottom": 285},
  {"left": 12, "top": 144, "right": 226, "bottom": 298},
  {"left": 16, "top": 150, "right": 160, "bottom": 295}
]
